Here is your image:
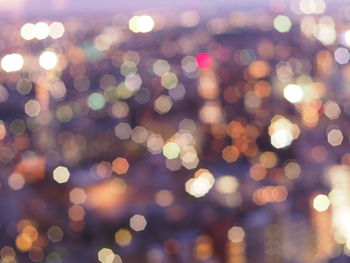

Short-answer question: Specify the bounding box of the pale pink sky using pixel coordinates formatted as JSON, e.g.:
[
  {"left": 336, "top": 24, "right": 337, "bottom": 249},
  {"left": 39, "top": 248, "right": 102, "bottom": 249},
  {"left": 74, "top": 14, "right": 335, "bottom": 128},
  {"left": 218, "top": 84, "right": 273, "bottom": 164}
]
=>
[{"left": 0, "top": 0, "right": 271, "bottom": 18}]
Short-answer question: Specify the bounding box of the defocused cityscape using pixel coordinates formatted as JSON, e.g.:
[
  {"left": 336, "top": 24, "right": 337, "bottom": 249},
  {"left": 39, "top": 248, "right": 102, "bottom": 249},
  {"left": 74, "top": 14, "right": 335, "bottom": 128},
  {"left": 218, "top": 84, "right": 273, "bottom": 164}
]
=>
[{"left": 1, "top": 0, "right": 350, "bottom": 262}]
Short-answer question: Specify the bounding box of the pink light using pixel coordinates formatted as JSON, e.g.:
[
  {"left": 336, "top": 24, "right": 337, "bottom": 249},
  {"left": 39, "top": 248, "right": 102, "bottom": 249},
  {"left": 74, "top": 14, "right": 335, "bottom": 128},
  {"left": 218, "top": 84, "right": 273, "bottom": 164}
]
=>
[{"left": 196, "top": 52, "right": 212, "bottom": 69}]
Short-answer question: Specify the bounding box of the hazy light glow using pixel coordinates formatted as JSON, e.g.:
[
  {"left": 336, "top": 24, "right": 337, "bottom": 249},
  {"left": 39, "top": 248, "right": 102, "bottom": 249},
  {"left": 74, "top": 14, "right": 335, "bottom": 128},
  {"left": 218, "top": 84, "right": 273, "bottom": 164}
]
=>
[
  {"left": 98, "top": 248, "right": 122, "bottom": 263},
  {"left": 269, "top": 115, "right": 300, "bottom": 149},
  {"left": 129, "top": 15, "right": 155, "bottom": 33},
  {"left": 33, "top": 22, "right": 50, "bottom": 40},
  {"left": 271, "top": 130, "right": 293, "bottom": 149},
  {"left": 163, "top": 142, "right": 180, "bottom": 159},
  {"left": 49, "top": 22, "right": 65, "bottom": 39},
  {"left": 345, "top": 30, "right": 350, "bottom": 46},
  {"left": 1, "top": 53, "right": 24, "bottom": 72},
  {"left": 313, "top": 194, "right": 330, "bottom": 212},
  {"left": 87, "top": 93, "right": 106, "bottom": 110},
  {"left": 8, "top": 173, "right": 25, "bottom": 190},
  {"left": 20, "top": 23, "right": 35, "bottom": 40},
  {"left": 24, "top": 99, "right": 41, "bottom": 117},
  {"left": 53, "top": 166, "right": 70, "bottom": 184},
  {"left": 39, "top": 50, "right": 58, "bottom": 70},
  {"left": 299, "top": 0, "right": 326, "bottom": 14},
  {"left": 283, "top": 84, "right": 304, "bottom": 103},
  {"left": 327, "top": 129, "right": 343, "bottom": 147},
  {"left": 324, "top": 100, "right": 341, "bottom": 120},
  {"left": 314, "top": 23, "right": 336, "bottom": 46},
  {"left": 130, "top": 214, "right": 147, "bottom": 231},
  {"left": 188, "top": 177, "right": 212, "bottom": 197},
  {"left": 185, "top": 169, "right": 215, "bottom": 198},
  {"left": 115, "top": 229, "right": 132, "bottom": 246},
  {"left": 215, "top": 176, "right": 238, "bottom": 194},
  {"left": 228, "top": 226, "right": 245, "bottom": 243},
  {"left": 334, "top": 47, "right": 350, "bottom": 65},
  {"left": 273, "top": 15, "right": 292, "bottom": 33}
]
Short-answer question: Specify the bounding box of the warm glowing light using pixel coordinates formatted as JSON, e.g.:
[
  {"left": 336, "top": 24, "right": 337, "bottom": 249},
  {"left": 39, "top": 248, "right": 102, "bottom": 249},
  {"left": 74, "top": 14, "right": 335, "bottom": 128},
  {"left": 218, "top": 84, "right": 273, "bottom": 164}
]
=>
[
  {"left": 248, "top": 60, "right": 270, "bottom": 79},
  {"left": 161, "top": 72, "right": 178, "bottom": 90},
  {"left": 49, "top": 21, "right": 65, "bottom": 39},
  {"left": 163, "top": 142, "right": 180, "bottom": 159},
  {"left": 199, "top": 101, "right": 222, "bottom": 124},
  {"left": 324, "top": 101, "right": 341, "bottom": 120},
  {"left": 345, "top": 30, "right": 350, "bottom": 46},
  {"left": 1, "top": 53, "right": 24, "bottom": 72},
  {"left": 112, "top": 157, "right": 129, "bottom": 175},
  {"left": 222, "top": 146, "right": 239, "bottom": 163},
  {"left": 33, "top": 22, "right": 50, "bottom": 40},
  {"left": 155, "top": 190, "right": 174, "bottom": 207},
  {"left": 273, "top": 15, "right": 292, "bottom": 33},
  {"left": 53, "top": 166, "right": 70, "bottom": 183},
  {"left": 153, "top": 59, "right": 171, "bottom": 76},
  {"left": 147, "top": 134, "right": 164, "bottom": 154},
  {"left": 228, "top": 226, "right": 245, "bottom": 243},
  {"left": 115, "top": 122, "right": 132, "bottom": 140},
  {"left": 69, "top": 188, "right": 87, "bottom": 205},
  {"left": 269, "top": 115, "right": 300, "bottom": 149},
  {"left": 115, "top": 229, "right": 132, "bottom": 246},
  {"left": 86, "top": 179, "right": 127, "bottom": 210},
  {"left": 327, "top": 129, "right": 343, "bottom": 147},
  {"left": 186, "top": 177, "right": 212, "bottom": 197},
  {"left": 130, "top": 214, "right": 147, "bottom": 231},
  {"left": 253, "top": 186, "right": 288, "bottom": 205},
  {"left": 283, "top": 84, "right": 304, "bottom": 103},
  {"left": 285, "top": 162, "right": 301, "bottom": 179},
  {"left": 314, "top": 23, "right": 336, "bottom": 46},
  {"left": 258, "top": 153, "right": 276, "bottom": 170},
  {"left": 129, "top": 15, "right": 155, "bottom": 33},
  {"left": 98, "top": 248, "right": 122, "bottom": 263},
  {"left": 8, "top": 173, "right": 25, "bottom": 190},
  {"left": 0, "top": 120, "right": 6, "bottom": 140},
  {"left": 24, "top": 100, "right": 41, "bottom": 117},
  {"left": 271, "top": 130, "right": 293, "bottom": 149},
  {"left": 299, "top": 0, "right": 326, "bottom": 14},
  {"left": 215, "top": 176, "right": 238, "bottom": 194},
  {"left": 95, "top": 34, "right": 113, "bottom": 52},
  {"left": 313, "top": 194, "right": 330, "bottom": 212},
  {"left": 193, "top": 236, "right": 213, "bottom": 260},
  {"left": 39, "top": 50, "right": 58, "bottom": 70},
  {"left": 185, "top": 169, "right": 215, "bottom": 198},
  {"left": 68, "top": 205, "right": 85, "bottom": 221},
  {"left": 16, "top": 234, "right": 33, "bottom": 252},
  {"left": 154, "top": 95, "right": 173, "bottom": 114},
  {"left": 180, "top": 10, "right": 200, "bottom": 28},
  {"left": 21, "top": 23, "right": 35, "bottom": 40}
]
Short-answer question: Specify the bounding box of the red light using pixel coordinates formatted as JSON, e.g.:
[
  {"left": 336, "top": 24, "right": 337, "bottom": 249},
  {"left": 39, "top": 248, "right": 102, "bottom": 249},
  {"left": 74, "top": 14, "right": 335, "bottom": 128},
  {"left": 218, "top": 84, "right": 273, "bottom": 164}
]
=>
[{"left": 196, "top": 53, "right": 212, "bottom": 69}]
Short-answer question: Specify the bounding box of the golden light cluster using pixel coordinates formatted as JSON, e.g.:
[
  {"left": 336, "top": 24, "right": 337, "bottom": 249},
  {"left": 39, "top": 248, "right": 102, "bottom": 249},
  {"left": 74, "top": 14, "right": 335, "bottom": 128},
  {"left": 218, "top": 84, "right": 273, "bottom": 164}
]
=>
[
  {"left": 98, "top": 248, "right": 122, "bottom": 263},
  {"left": 252, "top": 186, "right": 288, "bottom": 205},
  {"left": 21, "top": 21, "right": 65, "bottom": 40},
  {"left": 1, "top": 53, "right": 24, "bottom": 72},
  {"left": 129, "top": 15, "right": 155, "bottom": 33},
  {"left": 268, "top": 115, "right": 300, "bottom": 149},
  {"left": 185, "top": 169, "right": 215, "bottom": 198}
]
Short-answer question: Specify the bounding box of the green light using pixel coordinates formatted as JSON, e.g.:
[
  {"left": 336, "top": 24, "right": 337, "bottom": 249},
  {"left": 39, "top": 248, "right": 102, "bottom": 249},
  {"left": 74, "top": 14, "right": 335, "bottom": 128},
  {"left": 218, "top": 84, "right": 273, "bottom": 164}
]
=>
[{"left": 87, "top": 93, "right": 106, "bottom": 110}]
